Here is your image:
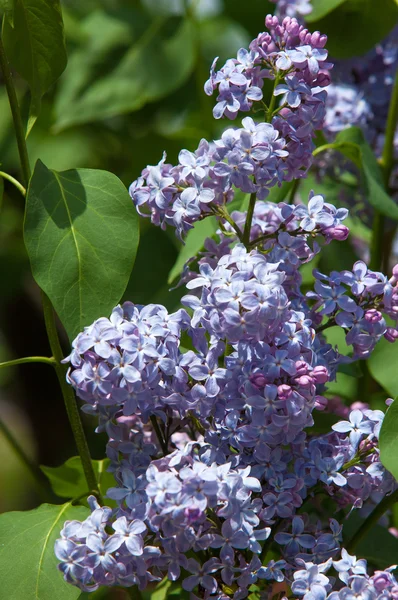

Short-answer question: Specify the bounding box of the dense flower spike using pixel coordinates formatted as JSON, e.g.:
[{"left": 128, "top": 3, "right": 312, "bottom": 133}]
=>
[
  {"left": 56, "top": 8, "right": 398, "bottom": 600},
  {"left": 129, "top": 15, "right": 332, "bottom": 239}
]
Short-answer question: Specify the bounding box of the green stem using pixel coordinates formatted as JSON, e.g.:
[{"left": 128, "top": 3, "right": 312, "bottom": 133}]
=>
[
  {"left": 0, "top": 356, "right": 55, "bottom": 369},
  {"left": 0, "top": 171, "right": 26, "bottom": 196},
  {"left": 380, "top": 68, "right": 398, "bottom": 187},
  {"left": 41, "top": 291, "right": 101, "bottom": 502},
  {"left": 0, "top": 35, "right": 31, "bottom": 185},
  {"left": 212, "top": 205, "right": 243, "bottom": 241},
  {"left": 369, "top": 213, "right": 385, "bottom": 272},
  {"left": 346, "top": 488, "right": 398, "bottom": 553},
  {"left": 288, "top": 178, "right": 301, "bottom": 203},
  {"left": 266, "top": 74, "right": 280, "bottom": 122},
  {"left": 0, "top": 416, "right": 50, "bottom": 500},
  {"left": 242, "top": 192, "right": 257, "bottom": 248},
  {"left": 370, "top": 68, "right": 398, "bottom": 271},
  {"left": 150, "top": 415, "right": 168, "bottom": 456},
  {"left": 0, "top": 30, "right": 100, "bottom": 502}
]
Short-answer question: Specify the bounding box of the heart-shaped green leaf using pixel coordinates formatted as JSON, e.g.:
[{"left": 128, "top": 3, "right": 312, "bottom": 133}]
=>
[
  {"left": 0, "top": 503, "right": 89, "bottom": 600},
  {"left": 24, "top": 160, "right": 139, "bottom": 341}
]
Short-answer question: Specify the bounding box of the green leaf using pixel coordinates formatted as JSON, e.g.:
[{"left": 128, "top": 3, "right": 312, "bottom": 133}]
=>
[
  {"left": 267, "top": 181, "right": 294, "bottom": 204},
  {"left": 0, "top": 503, "right": 89, "bottom": 600},
  {"left": 316, "top": 127, "right": 398, "bottom": 220},
  {"left": 168, "top": 216, "right": 218, "bottom": 284},
  {"left": 0, "top": 0, "right": 14, "bottom": 25},
  {"left": 41, "top": 457, "right": 115, "bottom": 501},
  {"left": 0, "top": 177, "right": 3, "bottom": 215},
  {"left": 368, "top": 338, "right": 398, "bottom": 397},
  {"left": 142, "top": 577, "right": 173, "bottom": 600},
  {"left": 306, "top": 0, "right": 348, "bottom": 21},
  {"left": 308, "top": 0, "right": 398, "bottom": 58},
  {"left": 379, "top": 400, "right": 398, "bottom": 479},
  {"left": 344, "top": 512, "right": 398, "bottom": 567},
  {"left": 24, "top": 160, "right": 139, "bottom": 341},
  {"left": 199, "top": 16, "right": 250, "bottom": 65},
  {"left": 54, "top": 16, "right": 196, "bottom": 130},
  {"left": 2, "top": 0, "right": 67, "bottom": 134}
]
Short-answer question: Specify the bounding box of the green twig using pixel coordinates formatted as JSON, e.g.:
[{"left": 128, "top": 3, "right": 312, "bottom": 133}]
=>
[
  {"left": 41, "top": 291, "right": 102, "bottom": 502},
  {"left": 242, "top": 192, "right": 257, "bottom": 248},
  {"left": 212, "top": 205, "right": 244, "bottom": 241},
  {"left": 288, "top": 178, "right": 301, "bottom": 203},
  {"left": 0, "top": 416, "right": 51, "bottom": 500},
  {"left": 0, "top": 356, "right": 55, "bottom": 369},
  {"left": 0, "top": 30, "right": 101, "bottom": 502},
  {"left": 370, "top": 68, "right": 398, "bottom": 271},
  {"left": 0, "top": 35, "right": 31, "bottom": 185},
  {"left": 150, "top": 415, "right": 168, "bottom": 456},
  {"left": 0, "top": 171, "right": 26, "bottom": 196},
  {"left": 346, "top": 488, "right": 398, "bottom": 553}
]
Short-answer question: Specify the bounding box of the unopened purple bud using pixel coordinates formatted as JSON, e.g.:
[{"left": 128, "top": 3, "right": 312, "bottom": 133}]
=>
[
  {"left": 312, "top": 365, "right": 329, "bottom": 384},
  {"left": 365, "top": 309, "right": 383, "bottom": 323},
  {"left": 266, "top": 14, "right": 278, "bottom": 28},
  {"left": 278, "top": 384, "right": 292, "bottom": 399},
  {"left": 373, "top": 572, "right": 394, "bottom": 592},
  {"left": 297, "top": 375, "right": 313, "bottom": 388},
  {"left": 359, "top": 437, "right": 376, "bottom": 452},
  {"left": 295, "top": 361, "right": 309, "bottom": 376},
  {"left": 323, "top": 225, "right": 349, "bottom": 241},
  {"left": 385, "top": 327, "right": 398, "bottom": 342},
  {"left": 314, "top": 395, "right": 328, "bottom": 411}
]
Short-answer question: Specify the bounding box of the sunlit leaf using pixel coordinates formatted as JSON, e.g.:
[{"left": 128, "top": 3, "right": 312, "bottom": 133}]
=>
[
  {"left": 41, "top": 457, "right": 115, "bottom": 502},
  {"left": 2, "top": 0, "right": 67, "bottom": 134},
  {"left": 24, "top": 160, "right": 139, "bottom": 340},
  {"left": 0, "top": 503, "right": 89, "bottom": 600},
  {"left": 168, "top": 216, "right": 218, "bottom": 284},
  {"left": 54, "top": 16, "right": 196, "bottom": 130}
]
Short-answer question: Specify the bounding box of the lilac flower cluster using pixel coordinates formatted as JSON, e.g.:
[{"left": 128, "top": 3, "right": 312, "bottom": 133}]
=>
[
  {"left": 129, "top": 15, "right": 332, "bottom": 239},
  {"left": 57, "top": 191, "right": 397, "bottom": 596},
  {"left": 308, "top": 262, "right": 398, "bottom": 358},
  {"left": 289, "top": 550, "right": 398, "bottom": 600},
  {"left": 129, "top": 118, "right": 289, "bottom": 238},
  {"left": 205, "top": 15, "right": 330, "bottom": 121},
  {"left": 55, "top": 9, "right": 398, "bottom": 600}
]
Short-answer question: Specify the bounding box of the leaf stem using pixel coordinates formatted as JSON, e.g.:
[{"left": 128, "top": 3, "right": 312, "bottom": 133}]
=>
[
  {"left": 346, "top": 488, "right": 398, "bottom": 553},
  {"left": 243, "top": 192, "right": 257, "bottom": 248},
  {"left": 150, "top": 415, "right": 168, "bottom": 456},
  {"left": 288, "top": 178, "right": 301, "bottom": 203},
  {"left": 267, "top": 73, "right": 280, "bottom": 122},
  {"left": 370, "top": 68, "right": 398, "bottom": 271},
  {"left": 0, "top": 34, "right": 31, "bottom": 185},
  {"left": 211, "top": 205, "right": 244, "bottom": 241},
  {"left": 0, "top": 171, "right": 26, "bottom": 196},
  {"left": 0, "top": 416, "right": 51, "bottom": 500},
  {"left": 0, "top": 356, "right": 55, "bottom": 369},
  {"left": 0, "top": 29, "right": 101, "bottom": 503},
  {"left": 41, "top": 290, "right": 102, "bottom": 502}
]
